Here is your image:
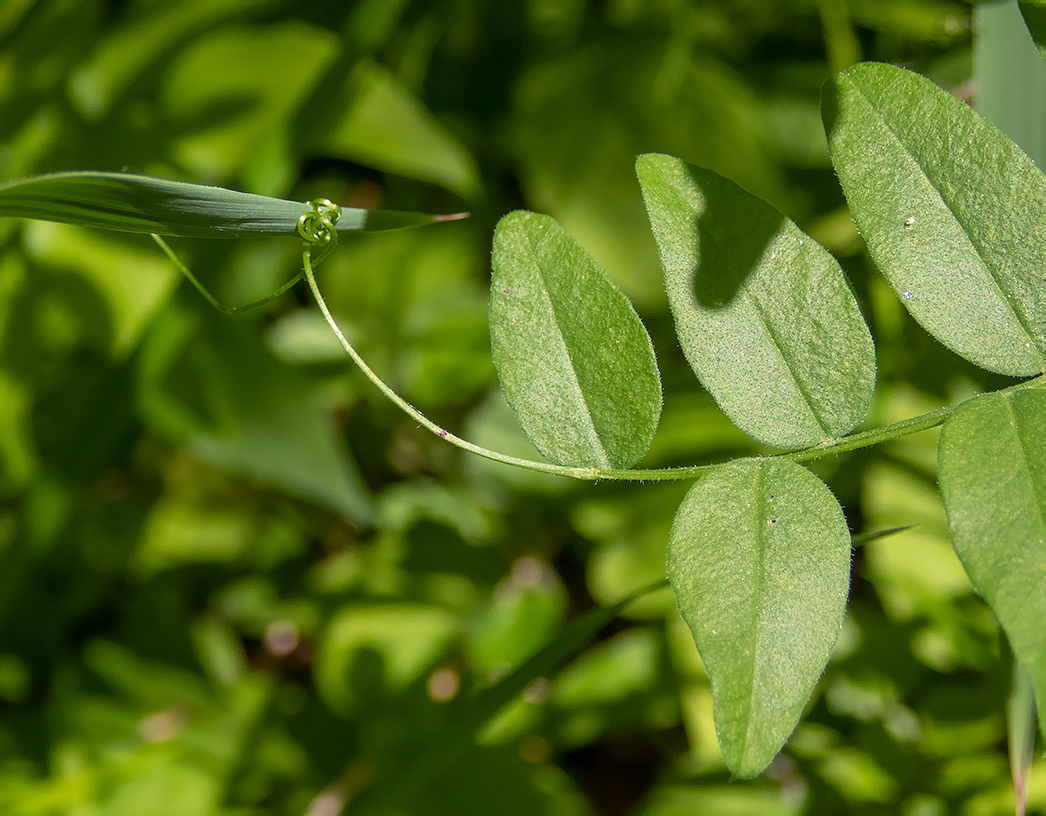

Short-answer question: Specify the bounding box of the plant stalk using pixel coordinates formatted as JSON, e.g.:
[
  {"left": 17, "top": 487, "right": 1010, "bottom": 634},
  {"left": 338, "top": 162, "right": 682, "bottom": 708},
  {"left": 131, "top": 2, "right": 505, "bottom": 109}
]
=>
[{"left": 303, "top": 248, "right": 1045, "bottom": 483}]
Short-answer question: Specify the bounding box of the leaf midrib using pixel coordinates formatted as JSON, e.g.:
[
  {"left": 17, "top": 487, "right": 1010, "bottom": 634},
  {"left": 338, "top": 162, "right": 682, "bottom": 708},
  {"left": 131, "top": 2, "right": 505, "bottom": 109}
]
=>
[
  {"left": 748, "top": 277, "right": 834, "bottom": 439},
  {"left": 740, "top": 461, "right": 768, "bottom": 766},
  {"left": 522, "top": 225, "right": 611, "bottom": 468},
  {"left": 1005, "top": 393, "right": 1046, "bottom": 543}
]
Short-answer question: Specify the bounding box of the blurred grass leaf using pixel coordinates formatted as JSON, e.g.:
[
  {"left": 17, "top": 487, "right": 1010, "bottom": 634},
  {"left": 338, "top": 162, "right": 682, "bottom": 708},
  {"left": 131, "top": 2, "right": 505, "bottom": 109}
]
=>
[
  {"left": 637, "top": 153, "right": 875, "bottom": 449},
  {"left": 490, "top": 211, "right": 662, "bottom": 469},
  {"left": 667, "top": 457, "right": 852, "bottom": 777},
  {"left": 938, "top": 389, "right": 1046, "bottom": 738},
  {"left": 823, "top": 61, "right": 1046, "bottom": 376}
]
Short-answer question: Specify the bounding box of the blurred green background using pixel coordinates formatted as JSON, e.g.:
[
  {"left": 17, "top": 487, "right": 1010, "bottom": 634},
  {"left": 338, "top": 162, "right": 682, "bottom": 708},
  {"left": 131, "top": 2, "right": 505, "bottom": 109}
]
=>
[{"left": 0, "top": 1, "right": 1043, "bottom": 814}]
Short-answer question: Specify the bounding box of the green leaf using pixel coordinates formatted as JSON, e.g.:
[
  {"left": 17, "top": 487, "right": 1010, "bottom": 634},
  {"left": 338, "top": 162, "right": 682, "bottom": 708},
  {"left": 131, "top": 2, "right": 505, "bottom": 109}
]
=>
[
  {"left": 489, "top": 211, "right": 662, "bottom": 469},
  {"left": 0, "top": 171, "right": 453, "bottom": 238},
  {"left": 1020, "top": 0, "right": 1046, "bottom": 60},
  {"left": 822, "top": 62, "right": 1046, "bottom": 376},
  {"left": 667, "top": 457, "right": 852, "bottom": 777},
  {"left": 637, "top": 153, "right": 875, "bottom": 449},
  {"left": 937, "top": 389, "right": 1046, "bottom": 738}
]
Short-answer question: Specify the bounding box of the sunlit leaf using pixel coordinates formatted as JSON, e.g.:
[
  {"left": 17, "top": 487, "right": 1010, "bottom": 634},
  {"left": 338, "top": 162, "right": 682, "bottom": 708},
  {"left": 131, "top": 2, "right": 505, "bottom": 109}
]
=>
[
  {"left": 667, "top": 457, "right": 852, "bottom": 777},
  {"left": 938, "top": 389, "right": 1046, "bottom": 738},
  {"left": 637, "top": 153, "right": 875, "bottom": 449},
  {"left": 490, "top": 211, "right": 662, "bottom": 469},
  {"left": 823, "top": 61, "right": 1046, "bottom": 376}
]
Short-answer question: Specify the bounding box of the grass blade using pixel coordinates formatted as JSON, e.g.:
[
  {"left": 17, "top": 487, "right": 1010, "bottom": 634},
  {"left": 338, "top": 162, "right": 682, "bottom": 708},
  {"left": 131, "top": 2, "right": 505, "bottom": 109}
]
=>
[{"left": 0, "top": 171, "right": 460, "bottom": 237}]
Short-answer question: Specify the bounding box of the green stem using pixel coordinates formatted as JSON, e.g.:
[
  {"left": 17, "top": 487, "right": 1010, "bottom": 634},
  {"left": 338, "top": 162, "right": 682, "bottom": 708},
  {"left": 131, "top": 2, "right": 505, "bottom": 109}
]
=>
[
  {"left": 304, "top": 250, "right": 1045, "bottom": 482},
  {"left": 152, "top": 233, "right": 303, "bottom": 314}
]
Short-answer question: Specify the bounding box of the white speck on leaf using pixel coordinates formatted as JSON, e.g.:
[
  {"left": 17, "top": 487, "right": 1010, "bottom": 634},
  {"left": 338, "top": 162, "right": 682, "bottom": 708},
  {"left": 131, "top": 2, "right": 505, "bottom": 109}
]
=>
[{"left": 904, "top": 216, "right": 916, "bottom": 227}]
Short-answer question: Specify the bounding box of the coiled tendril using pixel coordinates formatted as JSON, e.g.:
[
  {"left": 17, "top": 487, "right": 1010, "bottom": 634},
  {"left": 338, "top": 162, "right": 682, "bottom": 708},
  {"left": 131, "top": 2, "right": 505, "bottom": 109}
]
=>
[{"left": 297, "top": 198, "right": 341, "bottom": 266}]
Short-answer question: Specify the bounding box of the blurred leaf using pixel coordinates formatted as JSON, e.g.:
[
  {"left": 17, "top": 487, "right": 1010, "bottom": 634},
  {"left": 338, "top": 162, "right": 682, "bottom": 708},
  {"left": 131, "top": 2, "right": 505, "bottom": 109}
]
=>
[
  {"left": 511, "top": 44, "right": 784, "bottom": 307},
  {"left": 317, "top": 225, "right": 489, "bottom": 407},
  {"left": 23, "top": 221, "right": 176, "bottom": 356},
  {"left": 462, "top": 391, "right": 570, "bottom": 494},
  {"left": 138, "top": 309, "right": 372, "bottom": 523},
  {"left": 315, "top": 603, "right": 458, "bottom": 714},
  {"left": 85, "top": 640, "right": 211, "bottom": 710},
  {"left": 162, "top": 23, "right": 339, "bottom": 180},
  {"left": 978, "top": 0, "right": 1046, "bottom": 168},
  {"left": 818, "top": 747, "right": 900, "bottom": 804},
  {"left": 0, "top": 371, "right": 35, "bottom": 491},
  {"left": 0, "top": 171, "right": 450, "bottom": 237},
  {"left": 762, "top": 96, "right": 831, "bottom": 168},
  {"left": 191, "top": 614, "right": 247, "bottom": 689},
  {"left": 68, "top": 0, "right": 275, "bottom": 120},
  {"left": 467, "top": 558, "right": 567, "bottom": 676},
  {"left": 0, "top": 0, "right": 35, "bottom": 37},
  {"left": 266, "top": 307, "right": 348, "bottom": 363},
  {"left": 638, "top": 783, "right": 796, "bottom": 816},
  {"left": 667, "top": 457, "right": 851, "bottom": 777},
  {"left": 823, "top": 61, "right": 1046, "bottom": 376},
  {"left": 309, "top": 58, "right": 481, "bottom": 199},
  {"left": 490, "top": 211, "right": 662, "bottom": 468},
  {"left": 642, "top": 393, "right": 757, "bottom": 468},
  {"left": 573, "top": 485, "right": 685, "bottom": 618},
  {"left": 554, "top": 628, "right": 662, "bottom": 708},
  {"left": 138, "top": 503, "right": 249, "bottom": 574},
  {"left": 851, "top": 526, "right": 916, "bottom": 547},
  {"left": 849, "top": 0, "right": 969, "bottom": 43},
  {"left": 0, "top": 653, "right": 30, "bottom": 703},
  {"left": 1009, "top": 659, "right": 1037, "bottom": 815},
  {"left": 1020, "top": 0, "right": 1046, "bottom": 59},
  {"left": 357, "top": 581, "right": 660, "bottom": 814},
  {"left": 105, "top": 762, "right": 219, "bottom": 816},
  {"left": 938, "top": 389, "right": 1046, "bottom": 738},
  {"left": 637, "top": 153, "right": 875, "bottom": 449},
  {"left": 551, "top": 627, "right": 678, "bottom": 748},
  {"left": 861, "top": 390, "right": 973, "bottom": 622},
  {"left": 406, "top": 746, "right": 590, "bottom": 816}
]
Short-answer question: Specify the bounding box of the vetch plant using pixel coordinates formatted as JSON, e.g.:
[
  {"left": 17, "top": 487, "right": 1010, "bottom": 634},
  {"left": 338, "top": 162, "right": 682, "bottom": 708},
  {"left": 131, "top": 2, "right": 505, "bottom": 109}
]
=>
[{"left": 2, "top": 59, "right": 1044, "bottom": 785}]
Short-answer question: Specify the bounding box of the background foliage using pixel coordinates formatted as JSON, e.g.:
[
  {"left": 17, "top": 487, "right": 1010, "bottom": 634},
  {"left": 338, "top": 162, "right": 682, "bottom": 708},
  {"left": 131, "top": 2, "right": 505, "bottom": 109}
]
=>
[{"left": 0, "top": 0, "right": 1043, "bottom": 813}]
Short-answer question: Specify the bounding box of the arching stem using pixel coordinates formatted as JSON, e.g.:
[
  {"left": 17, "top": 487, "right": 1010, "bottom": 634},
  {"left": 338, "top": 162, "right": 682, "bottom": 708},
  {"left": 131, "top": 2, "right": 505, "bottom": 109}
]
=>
[{"left": 301, "top": 248, "right": 1046, "bottom": 482}]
